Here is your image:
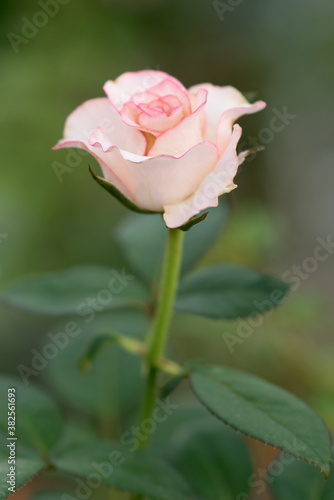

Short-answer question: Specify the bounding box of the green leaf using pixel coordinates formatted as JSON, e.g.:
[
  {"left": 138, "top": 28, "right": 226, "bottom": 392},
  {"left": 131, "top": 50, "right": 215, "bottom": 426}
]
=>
[
  {"left": 89, "top": 166, "right": 158, "bottom": 214},
  {"left": 176, "top": 264, "right": 289, "bottom": 319},
  {"left": 0, "top": 454, "right": 46, "bottom": 500},
  {"left": 173, "top": 422, "right": 253, "bottom": 500},
  {"left": 0, "top": 377, "right": 63, "bottom": 454},
  {"left": 153, "top": 406, "right": 253, "bottom": 500},
  {"left": 51, "top": 442, "right": 193, "bottom": 500},
  {"left": 116, "top": 213, "right": 165, "bottom": 284},
  {"left": 116, "top": 201, "right": 230, "bottom": 284},
  {"left": 189, "top": 365, "right": 331, "bottom": 476},
  {"left": 0, "top": 265, "right": 149, "bottom": 315},
  {"left": 46, "top": 311, "right": 148, "bottom": 418},
  {"left": 51, "top": 421, "right": 99, "bottom": 453},
  {"left": 268, "top": 460, "right": 334, "bottom": 500}
]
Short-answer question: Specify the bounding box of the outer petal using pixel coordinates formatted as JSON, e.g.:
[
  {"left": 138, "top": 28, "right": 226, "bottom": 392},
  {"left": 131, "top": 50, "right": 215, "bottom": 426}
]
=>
[
  {"left": 53, "top": 139, "right": 135, "bottom": 203},
  {"left": 163, "top": 125, "right": 243, "bottom": 228},
  {"left": 104, "top": 71, "right": 182, "bottom": 110},
  {"left": 53, "top": 98, "right": 147, "bottom": 201},
  {"left": 87, "top": 138, "right": 219, "bottom": 212},
  {"left": 89, "top": 129, "right": 150, "bottom": 162},
  {"left": 131, "top": 142, "right": 219, "bottom": 210},
  {"left": 189, "top": 84, "right": 266, "bottom": 152},
  {"left": 54, "top": 97, "right": 147, "bottom": 156},
  {"left": 216, "top": 99, "right": 266, "bottom": 154}
]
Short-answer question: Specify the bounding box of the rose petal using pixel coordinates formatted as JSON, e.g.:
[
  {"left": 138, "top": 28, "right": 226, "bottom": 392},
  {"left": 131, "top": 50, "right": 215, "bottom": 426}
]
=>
[
  {"left": 131, "top": 91, "right": 161, "bottom": 105},
  {"left": 146, "top": 78, "right": 191, "bottom": 116},
  {"left": 72, "top": 141, "right": 219, "bottom": 214},
  {"left": 188, "top": 87, "right": 208, "bottom": 113},
  {"left": 54, "top": 97, "right": 146, "bottom": 156},
  {"left": 53, "top": 138, "right": 135, "bottom": 203},
  {"left": 118, "top": 101, "right": 143, "bottom": 129},
  {"left": 120, "top": 98, "right": 184, "bottom": 135},
  {"left": 148, "top": 87, "right": 208, "bottom": 156},
  {"left": 189, "top": 84, "right": 266, "bottom": 152},
  {"left": 148, "top": 96, "right": 207, "bottom": 157},
  {"left": 111, "top": 75, "right": 192, "bottom": 135},
  {"left": 216, "top": 100, "right": 266, "bottom": 154},
  {"left": 189, "top": 84, "right": 247, "bottom": 139},
  {"left": 89, "top": 129, "right": 150, "bottom": 162},
  {"left": 104, "top": 71, "right": 175, "bottom": 110},
  {"left": 53, "top": 98, "right": 147, "bottom": 201},
  {"left": 138, "top": 103, "right": 184, "bottom": 133},
  {"left": 128, "top": 142, "right": 219, "bottom": 211},
  {"left": 163, "top": 125, "right": 243, "bottom": 228}
]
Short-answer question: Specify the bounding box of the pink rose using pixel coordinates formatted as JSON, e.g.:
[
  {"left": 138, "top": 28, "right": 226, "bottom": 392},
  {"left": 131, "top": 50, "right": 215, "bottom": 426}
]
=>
[{"left": 54, "top": 70, "right": 265, "bottom": 228}]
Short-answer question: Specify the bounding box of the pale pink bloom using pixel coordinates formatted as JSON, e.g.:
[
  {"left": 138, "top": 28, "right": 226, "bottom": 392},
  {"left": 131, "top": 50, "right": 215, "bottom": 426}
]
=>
[{"left": 54, "top": 70, "right": 265, "bottom": 228}]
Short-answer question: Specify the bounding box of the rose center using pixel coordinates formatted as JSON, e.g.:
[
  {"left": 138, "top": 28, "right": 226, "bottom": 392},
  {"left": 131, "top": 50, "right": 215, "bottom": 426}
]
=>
[
  {"left": 139, "top": 95, "right": 180, "bottom": 118},
  {"left": 121, "top": 90, "right": 187, "bottom": 135},
  {"left": 148, "top": 98, "right": 173, "bottom": 116}
]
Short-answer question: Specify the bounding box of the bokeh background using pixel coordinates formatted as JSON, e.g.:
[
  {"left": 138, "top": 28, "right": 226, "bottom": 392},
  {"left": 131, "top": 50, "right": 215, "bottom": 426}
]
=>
[{"left": 0, "top": 0, "right": 334, "bottom": 498}]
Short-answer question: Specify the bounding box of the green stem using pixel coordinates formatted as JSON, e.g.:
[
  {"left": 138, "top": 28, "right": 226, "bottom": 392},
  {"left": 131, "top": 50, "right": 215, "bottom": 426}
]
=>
[{"left": 139, "top": 228, "right": 185, "bottom": 435}]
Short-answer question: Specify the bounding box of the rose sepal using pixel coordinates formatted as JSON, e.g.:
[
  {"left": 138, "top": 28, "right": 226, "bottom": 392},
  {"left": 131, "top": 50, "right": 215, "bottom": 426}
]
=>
[{"left": 177, "top": 211, "right": 209, "bottom": 231}]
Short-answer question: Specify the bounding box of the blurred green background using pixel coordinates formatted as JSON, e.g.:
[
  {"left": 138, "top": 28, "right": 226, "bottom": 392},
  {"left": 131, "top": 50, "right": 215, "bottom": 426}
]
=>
[{"left": 0, "top": 0, "right": 334, "bottom": 489}]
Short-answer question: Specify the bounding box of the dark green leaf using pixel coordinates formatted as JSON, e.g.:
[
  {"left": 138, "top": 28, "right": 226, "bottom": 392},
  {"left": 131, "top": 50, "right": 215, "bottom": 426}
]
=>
[
  {"left": 51, "top": 442, "right": 193, "bottom": 500},
  {"left": 0, "top": 265, "right": 149, "bottom": 315},
  {"left": 51, "top": 422, "right": 99, "bottom": 454},
  {"left": 46, "top": 311, "right": 148, "bottom": 418},
  {"left": 89, "top": 166, "right": 158, "bottom": 214},
  {"left": 176, "top": 264, "right": 289, "bottom": 319},
  {"left": 0, "top": 377, "right": 63, "bottom": 454},
  {"left": 189, "top": 365, "right": 331, "bottom": 476},
  {"left": 153, "top": 406, "right": 253, "bottom": 500},
  {"left": 268, "top": 459, "right": 334, "bottom": 500},
  {"left": 116, "top": 213, "right": 165, "bottom": 284},
  {"left": 173, "top": 422, "right": 253, "bottom": 500},
  {"left": 116, "top": 201, "right": 230, "bottom": 284}
]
